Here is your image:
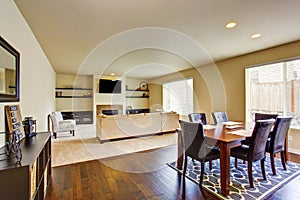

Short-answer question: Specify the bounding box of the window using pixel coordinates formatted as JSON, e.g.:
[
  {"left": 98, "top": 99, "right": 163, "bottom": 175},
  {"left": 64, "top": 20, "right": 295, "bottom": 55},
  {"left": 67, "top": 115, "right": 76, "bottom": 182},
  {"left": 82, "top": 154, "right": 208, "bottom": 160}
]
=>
[
  {"left": 163, "top": 78, "right": 193, "bottom": 115},
  {"left": 246, "top": 58, "right": 300, "bottom": 128}
]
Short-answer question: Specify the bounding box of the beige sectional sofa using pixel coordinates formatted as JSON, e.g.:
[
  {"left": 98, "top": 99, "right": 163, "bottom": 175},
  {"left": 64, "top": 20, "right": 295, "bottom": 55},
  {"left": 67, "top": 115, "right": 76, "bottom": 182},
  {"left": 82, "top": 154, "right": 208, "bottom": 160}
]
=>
[{"left": 96, "top": 112, "right": 179, "bottom": 143}]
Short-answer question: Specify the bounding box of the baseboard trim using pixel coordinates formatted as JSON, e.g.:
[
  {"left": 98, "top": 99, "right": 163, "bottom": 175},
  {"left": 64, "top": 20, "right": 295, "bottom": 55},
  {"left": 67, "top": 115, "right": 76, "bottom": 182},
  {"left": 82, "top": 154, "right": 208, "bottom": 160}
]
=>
[
  {"left": 288, "top": 148, "right": 300, "bottom": 155},
  {"left": 99, "top": 130, "right": 176, "bottom": 144}
]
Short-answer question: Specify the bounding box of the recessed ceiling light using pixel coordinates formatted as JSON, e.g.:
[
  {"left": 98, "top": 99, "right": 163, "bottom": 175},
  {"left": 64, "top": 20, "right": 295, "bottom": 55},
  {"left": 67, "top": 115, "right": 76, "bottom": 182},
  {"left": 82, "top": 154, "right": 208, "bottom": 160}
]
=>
[
  {"left": 251, "top": 33, "right": 262, "bottom": 39},
  {"left": 110, "top": 73, "right": 115, "bottom": 76},
  {"left": 225, "top": 22, "right": 237, "bottom": 29}
]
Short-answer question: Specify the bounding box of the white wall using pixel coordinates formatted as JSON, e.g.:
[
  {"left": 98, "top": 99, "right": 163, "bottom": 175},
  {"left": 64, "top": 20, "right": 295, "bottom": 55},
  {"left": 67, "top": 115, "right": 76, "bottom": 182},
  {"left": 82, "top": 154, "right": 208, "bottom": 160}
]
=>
[{"left": 0, "top": 1, "right": 56, "bottom": 145}]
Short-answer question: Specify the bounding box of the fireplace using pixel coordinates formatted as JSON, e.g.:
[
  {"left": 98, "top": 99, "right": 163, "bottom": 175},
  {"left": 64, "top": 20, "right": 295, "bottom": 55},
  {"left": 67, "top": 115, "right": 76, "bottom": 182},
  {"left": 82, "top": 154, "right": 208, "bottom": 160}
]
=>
[{"left": 97, "top": 104, "right": 123, "bottom": 115}]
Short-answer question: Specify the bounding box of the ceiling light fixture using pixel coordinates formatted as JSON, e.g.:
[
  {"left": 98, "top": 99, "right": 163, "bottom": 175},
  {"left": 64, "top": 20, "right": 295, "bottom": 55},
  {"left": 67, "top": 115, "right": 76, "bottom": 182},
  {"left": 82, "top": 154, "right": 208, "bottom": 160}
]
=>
[
  {"left": 110, "top": 72, "right": 115, "bottom": 76},
  {"left": 225, "top": 22, "right": 237, "bottom": 29},
  {"left": 251, "top": 33, "right": 262, "bottom": 39}
]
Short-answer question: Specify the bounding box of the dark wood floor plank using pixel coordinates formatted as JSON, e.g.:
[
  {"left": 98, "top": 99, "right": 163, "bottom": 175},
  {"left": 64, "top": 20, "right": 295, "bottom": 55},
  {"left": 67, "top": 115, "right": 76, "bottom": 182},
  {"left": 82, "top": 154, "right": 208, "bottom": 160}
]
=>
[
  {"left": 72, "top": 165, "right": 83, "bottom": 199},
  {"left": 46, "top": 145, "right": 300, "bottom": 200}
]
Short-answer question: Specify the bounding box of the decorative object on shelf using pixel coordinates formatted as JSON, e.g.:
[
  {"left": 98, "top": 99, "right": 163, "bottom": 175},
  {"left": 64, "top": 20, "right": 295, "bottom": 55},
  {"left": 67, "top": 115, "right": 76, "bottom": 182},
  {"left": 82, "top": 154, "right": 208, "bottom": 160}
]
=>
[
  {"left": 0, "top": 131, "right": 22, "bottom": 164},
  {"left": 6, "top": 132, "right": 22, "bottom": 162},
  {"left": 139, "top": 81, "right": 148, "bottom": 90},
  {"left": 23, "top": 117, "right": 37, "bottom": 138},
  {"left": 56, "top": 91, "right": 62, "bottom": 96},
  {"left": 5, "top": 105, "right": 25, "bottom": 142}
]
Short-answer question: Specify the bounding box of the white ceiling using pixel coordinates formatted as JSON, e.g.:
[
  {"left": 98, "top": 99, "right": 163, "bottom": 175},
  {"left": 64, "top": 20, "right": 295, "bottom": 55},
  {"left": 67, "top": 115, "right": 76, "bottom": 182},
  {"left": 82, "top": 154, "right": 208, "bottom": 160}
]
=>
[{"left": 14, "top": 0, "right": 300, "bottom": 79}]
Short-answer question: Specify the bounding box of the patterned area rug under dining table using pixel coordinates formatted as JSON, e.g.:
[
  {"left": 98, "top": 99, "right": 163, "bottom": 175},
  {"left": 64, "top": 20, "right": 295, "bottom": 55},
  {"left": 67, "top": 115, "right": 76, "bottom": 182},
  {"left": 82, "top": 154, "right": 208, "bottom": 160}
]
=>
[{"left": 167, "top": 156, "right": 300, "bottom": 200}]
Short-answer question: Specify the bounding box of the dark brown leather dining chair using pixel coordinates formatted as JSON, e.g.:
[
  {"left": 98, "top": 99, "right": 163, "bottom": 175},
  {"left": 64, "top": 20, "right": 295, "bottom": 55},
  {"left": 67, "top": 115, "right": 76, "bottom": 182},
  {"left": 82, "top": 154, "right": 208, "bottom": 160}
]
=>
[
  {"left": 212, "top": 111, "right": 228, "bottom": 124},
  {"left": 230, "top": 119, "right": 275, "bottom": 188},
  {"left": 266, "top": 116, "right": 292, "bottom": 175},
  {"left": 188, "top": 113, "right": 207, "bottom": 124},
  {"left": 179, "top": 120, "right": 220, "bottom": 185},
  {"left": 242, "top": 112, "right": 278, "bottom": 146},
  {"left": 254, "top": 112, "right": 278, "bottom": 121},
  {"left": 188, "top": 113, "right": 214, "bottom": 167}
]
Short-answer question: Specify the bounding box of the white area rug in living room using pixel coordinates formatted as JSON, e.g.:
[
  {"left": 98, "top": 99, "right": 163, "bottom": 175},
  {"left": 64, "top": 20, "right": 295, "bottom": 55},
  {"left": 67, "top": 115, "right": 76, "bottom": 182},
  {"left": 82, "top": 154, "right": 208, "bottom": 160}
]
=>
[{"left": 51, "top": 125, "right": 177, "bottom": 167}]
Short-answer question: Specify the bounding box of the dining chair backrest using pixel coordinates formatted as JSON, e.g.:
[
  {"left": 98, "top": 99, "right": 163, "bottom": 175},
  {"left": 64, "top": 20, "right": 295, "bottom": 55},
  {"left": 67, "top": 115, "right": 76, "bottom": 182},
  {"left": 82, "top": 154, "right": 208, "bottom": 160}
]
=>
[
  {"left": 179, "top": 120, "right": 207, "bottom": 159},
  {"left": 212, "top": 112, "right": 228, "bottom": 124},
  {"left": 188, "top": 113, "right": 207, "bottom": 125},
  {"left": 269, "top": 116, "right": 292, "bottom": 153},
  {"left": 254, "top": 113, "right": 278, "bottom": 121},
  {"left": 248, "top": 119, "right": 275, "bottom": 162}
]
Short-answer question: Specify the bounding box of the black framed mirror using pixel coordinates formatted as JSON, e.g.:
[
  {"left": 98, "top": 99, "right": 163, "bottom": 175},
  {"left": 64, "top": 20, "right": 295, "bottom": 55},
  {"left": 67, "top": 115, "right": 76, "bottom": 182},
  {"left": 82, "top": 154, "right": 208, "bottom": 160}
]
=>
[{"left": 0, "top": 36, "right": 20, "bottom": 102}]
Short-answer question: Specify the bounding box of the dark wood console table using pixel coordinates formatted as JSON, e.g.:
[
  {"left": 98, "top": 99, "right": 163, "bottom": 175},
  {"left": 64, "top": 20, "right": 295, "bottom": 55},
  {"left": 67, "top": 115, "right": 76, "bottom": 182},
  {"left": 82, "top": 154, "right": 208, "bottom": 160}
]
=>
[{"left": 0, "top": 132, "right": 51, "bottom": 200}]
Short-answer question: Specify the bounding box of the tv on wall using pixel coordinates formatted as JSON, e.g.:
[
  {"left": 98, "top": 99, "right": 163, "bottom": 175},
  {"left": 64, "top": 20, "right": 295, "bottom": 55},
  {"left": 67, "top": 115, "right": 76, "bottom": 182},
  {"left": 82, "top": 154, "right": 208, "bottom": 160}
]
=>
[{"left": 99, "top": 79, "right": 122, "bottom": 93}]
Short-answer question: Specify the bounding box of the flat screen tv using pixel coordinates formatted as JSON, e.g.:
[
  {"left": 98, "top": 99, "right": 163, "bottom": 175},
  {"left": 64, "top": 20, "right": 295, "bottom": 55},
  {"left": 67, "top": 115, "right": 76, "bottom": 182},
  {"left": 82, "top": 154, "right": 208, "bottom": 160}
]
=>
[{"left": 99, "top": 79, "right": 122, "bottom": 93}]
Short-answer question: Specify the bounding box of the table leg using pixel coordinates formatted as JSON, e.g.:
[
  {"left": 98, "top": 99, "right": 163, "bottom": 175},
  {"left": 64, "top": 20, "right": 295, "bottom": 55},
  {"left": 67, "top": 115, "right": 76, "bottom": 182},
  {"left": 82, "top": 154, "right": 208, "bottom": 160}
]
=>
[
  {"left": 285, "top": 136, "right": 289, "bottom": 162},
  {"left": 176, "top": 129, "right": 183, "bottom": 170},
  {"left": 219, "top": 142, "right": 230, "bottom": 196}
]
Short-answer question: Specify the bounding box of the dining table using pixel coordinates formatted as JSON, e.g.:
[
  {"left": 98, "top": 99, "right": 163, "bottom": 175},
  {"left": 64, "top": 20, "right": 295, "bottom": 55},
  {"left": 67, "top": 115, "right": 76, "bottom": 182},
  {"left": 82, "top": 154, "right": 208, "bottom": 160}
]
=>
[{"left": 176, "top": 122, "right": 251, "bottom": 196}]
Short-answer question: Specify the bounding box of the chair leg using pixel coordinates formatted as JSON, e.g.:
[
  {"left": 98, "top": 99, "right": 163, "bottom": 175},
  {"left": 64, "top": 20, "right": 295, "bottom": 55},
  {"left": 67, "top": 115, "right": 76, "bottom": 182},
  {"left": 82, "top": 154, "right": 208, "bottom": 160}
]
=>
[
  {"left": 235, "top": 158, "right": 238, "bottom": 168},
  {"left": 261, "top": 158, "right": 267, "bottom": 180},
  {"left": 284, "top": 149, "right": 288, "bottom": 164},
  {"left": 72, "top": 130, "right": 75, "bottom": 136},
  {"left": 248, "top": 162, "right": 254, "bottom": 188},
  {"left": 280, "top": 151, "right": 287, "bottom": 170},
  {"left": 54, "top": 132, "right": 57, "bottom": 139},
  {"left": 270, "top": 153, "right": 276, "bottom": 175},
  {"left": 209, "top": 161, "right": 212, "bottom": 170},
  {"left": 200, "top": 162, "right": 205, "bottom": 185},
  {"left": 183, "top": 156, "right": 188, "bottom": 176}
]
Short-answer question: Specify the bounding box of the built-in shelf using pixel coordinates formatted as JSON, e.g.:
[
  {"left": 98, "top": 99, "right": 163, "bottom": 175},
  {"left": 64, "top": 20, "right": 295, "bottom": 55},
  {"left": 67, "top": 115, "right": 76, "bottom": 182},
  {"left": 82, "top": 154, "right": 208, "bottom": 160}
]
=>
[
  {"left": 55, "top": 87, "right": 93, "bottom": 98},
  {"left": 55, "top": 95, "right": 92, "bottom": 98},
  {"left": 126, "top": 96, "right": 149, "bottom": 98},
  {"left": 55, "top": 87, "right": 93, "bottom": 90},
  {"left": 126, "top": 89, "right": 149, "bottom": 92},
  {"left": 126, "top": 88, "right": 149, "bottom": 98}
]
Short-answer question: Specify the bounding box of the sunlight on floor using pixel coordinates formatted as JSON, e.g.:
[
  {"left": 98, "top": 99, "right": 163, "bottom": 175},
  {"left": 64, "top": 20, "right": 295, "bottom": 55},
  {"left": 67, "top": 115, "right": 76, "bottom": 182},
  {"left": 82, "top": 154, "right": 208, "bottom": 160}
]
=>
[{"left": 51, "top": 124, "right": 178, "bottom": 168}]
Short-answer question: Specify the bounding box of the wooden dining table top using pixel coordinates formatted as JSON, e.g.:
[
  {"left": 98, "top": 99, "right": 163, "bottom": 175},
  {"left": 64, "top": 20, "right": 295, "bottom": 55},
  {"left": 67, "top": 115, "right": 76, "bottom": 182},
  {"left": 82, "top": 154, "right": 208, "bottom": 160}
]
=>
[{"left": 204, "top": 124, "right": 249, "bottom": 142}]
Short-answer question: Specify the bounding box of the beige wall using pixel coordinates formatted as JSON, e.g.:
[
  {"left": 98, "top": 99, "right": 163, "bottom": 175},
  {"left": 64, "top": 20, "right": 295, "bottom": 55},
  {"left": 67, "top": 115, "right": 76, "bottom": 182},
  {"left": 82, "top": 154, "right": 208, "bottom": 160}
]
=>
[
  {"left": 150, "top": 40, "right": 300, "bottom": 152},
  {"left": 218, "top": 41, "right": 300, "bottom": 121},
  {"left": 218, "top": 41, "right": 300, "bottom": 154},
  {"left": 0, "top": 0, "right": 56, "bottom": 146},
  {"left": 150, "top": 67, "right": 213, "bottom": 122}
]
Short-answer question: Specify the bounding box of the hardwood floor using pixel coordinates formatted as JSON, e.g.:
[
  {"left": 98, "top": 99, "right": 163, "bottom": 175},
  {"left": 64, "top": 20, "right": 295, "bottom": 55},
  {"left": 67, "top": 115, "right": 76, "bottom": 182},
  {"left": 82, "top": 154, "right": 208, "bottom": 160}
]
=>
[{"left": 46, "top": 145, "right": 300, "bottom": 200}]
